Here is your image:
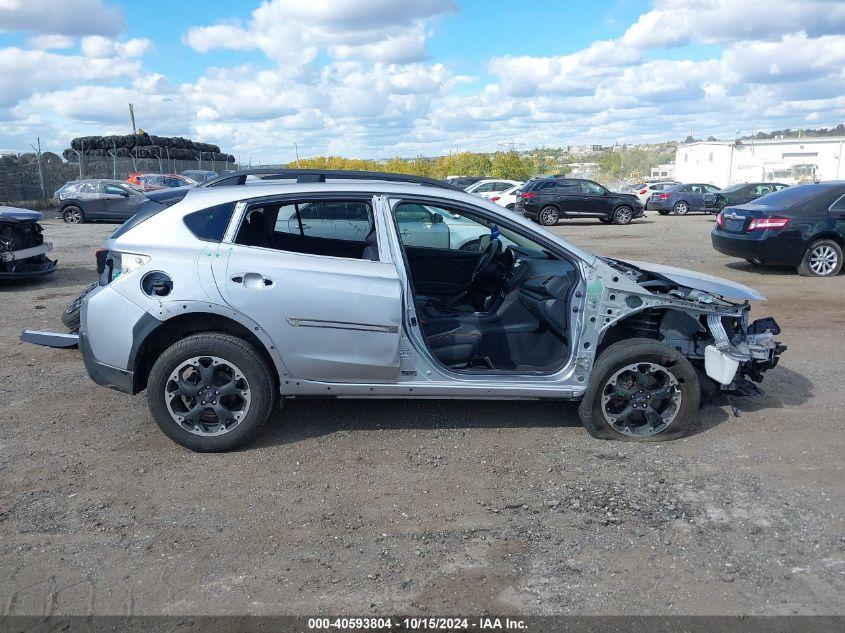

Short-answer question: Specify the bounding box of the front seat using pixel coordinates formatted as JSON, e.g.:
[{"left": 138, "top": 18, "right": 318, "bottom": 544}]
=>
[{"left": 423, "top": 317, "right": 483, "bottom": 368}]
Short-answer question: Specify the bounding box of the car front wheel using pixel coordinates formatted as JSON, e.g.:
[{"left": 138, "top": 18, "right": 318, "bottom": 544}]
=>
[
  {"left": 147, "top": 333, "right": 275, "bottom": 452},
  {"left": 62, "top": 206, "right": 85, "bottom": 224},
  {"left": 612, "top": 205, "right": 634, "bottom": 225},
  {"left": 798, "top": 239, "right": 843, "bottom": 277},
  {"left": 578, "top": 338, "right": 700, "bottom": 442}
]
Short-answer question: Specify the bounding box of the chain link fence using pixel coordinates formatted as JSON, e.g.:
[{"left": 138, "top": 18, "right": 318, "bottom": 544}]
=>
[{"left": 0, "top": 154, "right": 238, "bottom": 208}]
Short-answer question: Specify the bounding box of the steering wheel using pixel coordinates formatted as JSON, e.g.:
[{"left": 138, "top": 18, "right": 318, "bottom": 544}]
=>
[{"left": 469, "top": 238, "right": 502, "bottom": 288}]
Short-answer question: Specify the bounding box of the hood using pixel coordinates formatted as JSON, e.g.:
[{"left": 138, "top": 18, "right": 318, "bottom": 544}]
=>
[
  {"left": 620, "top": 258, "right": 765, "bottom": 300},
  {"left": 0, "top": 206, "right": 43, "bottom": 223}
]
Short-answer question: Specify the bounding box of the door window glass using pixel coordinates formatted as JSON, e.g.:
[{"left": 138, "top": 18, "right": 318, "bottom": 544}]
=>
[
  {"left": 236, "top": 199, "right": 375, "bottom": 260},
  {"left": 581, "top": 181, "right": 605, "bottom": 195},
  {"left": 104, "top": 184, "right": 128, "bottom": 195}
]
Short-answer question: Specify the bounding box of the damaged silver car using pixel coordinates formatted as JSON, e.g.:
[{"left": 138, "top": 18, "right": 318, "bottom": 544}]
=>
[
  {"left": 22, "top": 170, "right": 784, "bottom": 451},
  {"left": 1, "top": 207, "right": 56, "bottom": 280}
]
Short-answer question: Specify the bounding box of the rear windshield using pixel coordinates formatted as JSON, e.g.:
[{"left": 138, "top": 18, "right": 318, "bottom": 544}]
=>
[
  {"left": 111, "top": 199, "right": 166, "bottom": 239},
  {"left": 750, "top": 184, "right": 839, "bottom": 208}
]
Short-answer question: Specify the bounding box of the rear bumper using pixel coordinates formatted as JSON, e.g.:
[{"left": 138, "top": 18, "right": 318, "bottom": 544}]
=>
[
  {"left": 0, "top": 254, "right": 57, "bottom": 279},
  {"left": 711, "top": 230, "right": 806, "bottom": 265},
  {"left": 80, "top": 330, "right": 135, "bottom": 393}
]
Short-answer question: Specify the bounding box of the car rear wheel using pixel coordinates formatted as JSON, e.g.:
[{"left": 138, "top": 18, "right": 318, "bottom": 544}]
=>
[
  {"left": 147, "top": 333, "right": 275, "bottom": 452},
  {"left": 612, "top": 205, "right": 634, "bottom": 225},
  {"left": 578, "top": 339, "right": 699, "bottom": 442},
  {"left": 798, "top": 239, "right": 843, "bottom": 277},
  {"left": 538, "top": 205, "right": 560, "bottom": 226},
  {"left": 673, "top": 201, "right": 689, "bottom": 215},
  {"left": 62, "top": 206, "right": 85, "bottom": 224}
]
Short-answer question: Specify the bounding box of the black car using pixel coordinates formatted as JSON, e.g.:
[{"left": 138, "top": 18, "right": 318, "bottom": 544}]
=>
[
  {"left": 711, "top": 181, "right": 845, "bottom": 277},
  {"left": 703, "top": 182, "right": 789, "bottom": 212},
  {"left": 515, "top": 177, "right": 644, "bottom": 225}
]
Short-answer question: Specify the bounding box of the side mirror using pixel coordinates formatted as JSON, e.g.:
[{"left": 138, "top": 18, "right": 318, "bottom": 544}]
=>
[{"left": 431, "top": 213, "right": 444, "bottom": 224}]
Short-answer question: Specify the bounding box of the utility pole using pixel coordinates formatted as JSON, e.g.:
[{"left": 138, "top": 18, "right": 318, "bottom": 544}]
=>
[
  {"left": 31, "top": 137, "right": 48, "bottom": 209},
  {"left": 129, "top": 103, "right": 136, "bottom": 133},
  {"left": 295, "top": 142, "right": 301, "bottom": 166}
]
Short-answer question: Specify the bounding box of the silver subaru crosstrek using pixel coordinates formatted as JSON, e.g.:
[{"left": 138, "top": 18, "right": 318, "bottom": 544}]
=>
[{"left": 24, "top": 169, "right": 784, "bottom": 451}]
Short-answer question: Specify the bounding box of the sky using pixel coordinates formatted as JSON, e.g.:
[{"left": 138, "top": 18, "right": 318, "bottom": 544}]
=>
[{"left": 1, "top": 0, "right": 845, "bottom": 162}]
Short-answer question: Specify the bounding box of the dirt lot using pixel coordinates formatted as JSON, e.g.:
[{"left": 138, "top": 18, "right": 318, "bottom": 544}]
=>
[{"left": 1, "top": 213, "right": 843, "bottom": 616}]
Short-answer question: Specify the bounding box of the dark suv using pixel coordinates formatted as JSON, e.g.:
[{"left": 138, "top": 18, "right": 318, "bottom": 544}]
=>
[{"left": 515, "top": 178, "right": 644, "bottom": 225}]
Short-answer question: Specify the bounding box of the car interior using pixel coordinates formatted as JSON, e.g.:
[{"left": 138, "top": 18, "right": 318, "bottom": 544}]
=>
[
  {"left": 392, "top": 201, "right": 579, "bottom": 373},
  {"left": 235, "top": 199, "right": 379, "bottom": 260}
]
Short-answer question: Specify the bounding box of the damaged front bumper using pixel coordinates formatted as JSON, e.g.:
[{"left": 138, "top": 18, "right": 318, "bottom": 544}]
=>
[{"left": 705, "top": 314, "right": 786, "bottom": 394}]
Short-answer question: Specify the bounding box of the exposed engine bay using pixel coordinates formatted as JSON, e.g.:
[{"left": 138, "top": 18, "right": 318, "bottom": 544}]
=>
[{"left": 0, "top": 207, "right": 57, "bottom": 280}]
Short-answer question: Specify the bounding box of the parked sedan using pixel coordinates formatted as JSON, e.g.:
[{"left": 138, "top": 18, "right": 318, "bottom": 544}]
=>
[
  {"left": 464, "top": 179, "right": 523, "bottom": 200},
  {"left": 711, "top": 181, "right": 845, "bottom": 277},
  {"left": 647, "top": 183, "right": 721, "bottom": 215},
  {"left": 59, "top": 179, "right": 147, "bottom": 224},
  {"left": 490, "top": 183, "right": 522, "bottom": 210},
  {"left": 704, "top": 182, "right": 789, "bottom": 212},
  {"left": 634, "top": 181, "right": 678, "bottom": 204}
]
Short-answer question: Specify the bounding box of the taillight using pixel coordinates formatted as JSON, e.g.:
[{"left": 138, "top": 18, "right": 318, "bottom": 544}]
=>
[
  {"left": 715, "top": 212, "right": 724, "bottom": 228},
  {"left": 639, "top": 189, "right": 648, "bottom": 195},
  {"left": 521, "top": 192, "right": 537, "bottom": 199},
  {"left": 749, "top": 217, "right": 789, "bottom": 231},
  {"left": 490, "top": 196, "right": 500, "bottom": 202},
  {"left": 657, "top": 193, "right": 670, "bottom": 200},
  {"left": 95, "top": 249, "right": 108, "bottom": 274}
]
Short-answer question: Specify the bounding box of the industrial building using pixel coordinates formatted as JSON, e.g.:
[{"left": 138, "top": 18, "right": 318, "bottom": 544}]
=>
[{"left": 674, "top": 136, "right": 845, "bottom": 187}]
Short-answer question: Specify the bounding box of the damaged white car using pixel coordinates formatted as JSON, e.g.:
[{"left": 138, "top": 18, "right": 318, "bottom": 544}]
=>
[{"left": 23, "top": 170, "right": 784, "bottom": 451}]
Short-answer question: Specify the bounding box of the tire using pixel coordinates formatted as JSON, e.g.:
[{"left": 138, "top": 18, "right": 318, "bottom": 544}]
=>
[
  {"left": 612, "top": 205, "right": 634, "bottom": 225},
  {"left": 62, "top": 206, "right": 85, "bottom": 224},
  {"left": 60, "top": 282, "right": 97, "bottom": 332},
  {"left": 538, "top": 205, "right": 560, "bottom": 226},
  {"left": 797, "top": 239, "right": 843, "bottom": 277},
  {"left": 147, "top": 333, "right": 276, "bottom": 452},
  {"left": 578, "top": 338, "right": 700, "bottom": 442},
  {"left": 673, "top": 201, "right": 690, "bottom": 215},
  {"left": 657, "top": 209, "right": 671, "bottom": 216}
]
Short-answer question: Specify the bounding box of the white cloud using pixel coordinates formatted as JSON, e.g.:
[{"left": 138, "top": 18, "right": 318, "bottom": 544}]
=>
[
  {"left": 184, "top": 0, "right": 456, "bottom": 66},
  {"left": 3, "top": 0, "right": 845, "bottom": 161},
  {"left": 29, "top": 34, "right": 74, "bottom": 50},
  {"left": 0, "top": 0, "right": 123, "bottom": 36}
]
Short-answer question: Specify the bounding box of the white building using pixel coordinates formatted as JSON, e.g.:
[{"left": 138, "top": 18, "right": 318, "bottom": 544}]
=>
[
  {"left": 650, "top": 163, "right": 675, "bottom": 180},
  {"left": 675, "top": 137, "right": 845, "bottom": 188}
]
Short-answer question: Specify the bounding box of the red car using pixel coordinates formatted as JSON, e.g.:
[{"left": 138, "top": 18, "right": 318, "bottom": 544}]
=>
[{"left": 125, "top": 173, "right": 196, "bottom": 192}]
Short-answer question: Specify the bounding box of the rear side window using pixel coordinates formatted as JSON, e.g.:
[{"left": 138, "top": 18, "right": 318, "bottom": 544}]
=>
[
  {"left": 183, "top": 203, "right": 236, "bottom": 242},
  {"left": 235, "top": 198, "right": 375, "bottom": 260}
]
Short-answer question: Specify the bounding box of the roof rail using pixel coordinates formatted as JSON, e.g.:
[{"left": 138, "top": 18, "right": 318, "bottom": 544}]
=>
[{"left": 199, "top": 168, "right": 463, "bottom": 191}]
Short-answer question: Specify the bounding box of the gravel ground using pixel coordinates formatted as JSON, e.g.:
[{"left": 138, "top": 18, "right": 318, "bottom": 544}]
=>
[{"left": 1, "top": 213, "right": 843, "bottom": 616}]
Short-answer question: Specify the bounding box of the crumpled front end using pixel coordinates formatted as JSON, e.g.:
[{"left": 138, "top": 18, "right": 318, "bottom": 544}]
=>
[
  {"left": 0, "top": 212, "right": 57, "bottom": 280},
  {"left": 704, "top": 312, "right": 785, "bottom": 395}
]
